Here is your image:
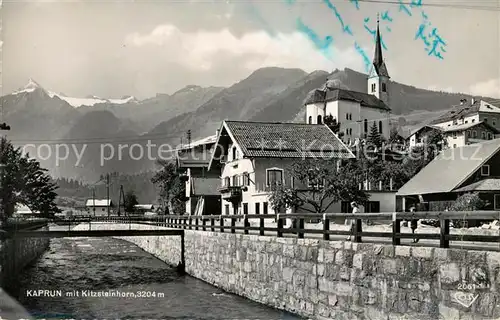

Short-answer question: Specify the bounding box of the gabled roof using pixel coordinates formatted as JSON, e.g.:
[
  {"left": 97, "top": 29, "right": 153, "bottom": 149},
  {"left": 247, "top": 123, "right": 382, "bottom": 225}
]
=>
[
  {"left": 440, "top": 121, "right": 500, "bottom": 134},
  {"left": 191, "top": 177, "right": 220, "bottom": 196},
  {"left": 208, "top": 121, "right": 355, "bottom": 169},
  {"left": 453, "top": 178, "right": 500, "bottom": 193},
  {"left": 304, "top": 88, "right": 390, "bottom": 111},
  {"left": 429, "top": 100, "right": 500, "bottom": 125},
  {"left": 177, "top": 135, "right": 217, "bottom": 168},
  {"left": 85, "top": 199, "right": 112, "bottom": 207},
  {"left": 134, "top": 204, "right": 154, "bottom": 210},
  {"left": 397, "top": 138, "right": 500, "bottom": 196}
]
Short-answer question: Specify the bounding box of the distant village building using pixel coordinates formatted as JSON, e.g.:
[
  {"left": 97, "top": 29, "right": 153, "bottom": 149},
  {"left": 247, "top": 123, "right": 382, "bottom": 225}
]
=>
[
  {"left": 397, "top": 138, "right": 500, "bottom": 211},
  {"left": 85, "top": 199, "right": 113, "bottom": 216},
  {"left": 303, "top": 21, "right": 391, "bottom": 144},
  {"left": 134, "top": 204, "right": 155, "bottom": 214},
  {"left": 407, "top": 121, "right": 499, "bottom": 149},
  {"left": 176, "top": 135, "right": 222, "bottom": 215},
  {"left": 430, "top": 99, "right": 500, "bottom": 131}
]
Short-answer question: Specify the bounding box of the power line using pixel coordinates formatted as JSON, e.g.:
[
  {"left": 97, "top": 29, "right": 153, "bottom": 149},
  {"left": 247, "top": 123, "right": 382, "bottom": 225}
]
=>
[{"left": 354, "top": 0, "right": 500, "bottom": 11}]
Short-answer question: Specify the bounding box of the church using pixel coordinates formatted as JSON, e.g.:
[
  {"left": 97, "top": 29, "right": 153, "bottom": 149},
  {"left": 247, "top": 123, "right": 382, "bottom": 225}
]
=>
[{"left": 303, "top": 19, "right": 392, "bottom": 145}]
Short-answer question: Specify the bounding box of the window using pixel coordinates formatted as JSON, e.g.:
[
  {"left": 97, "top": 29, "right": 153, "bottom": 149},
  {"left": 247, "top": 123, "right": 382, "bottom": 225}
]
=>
[
  {"left": 453, "top": 144, "right": 457, "bottom": 148},
  {"left": 382, "top": 83, "right": 386, "bottom": 92},
  {"left": 346, "top": 113, "right": 349, "bottom": 120},
  {"left": 485, "top": 118, "right": 488, "bottom": 123},
  {"left": 266, "top": 168, "right": 284, "bottom": 186},
  {"left": 465, "top": 121, "right": 468, "bottom": 124},
  {"left": 349, "top": 113, "right": 352, "bottom": 120},
  {"left": 243, "top": 203, "right": 248, "bottom": 215},
  {"left": 481, "top": 165, "right": 490, "bottom": 176},
  {"left": 378, "top": 121, "right": 383, "bottom": 134},
  {"left": 489, "top": 133, "right": 493, "bottom": 140},
  {"left": 482, "top": 132, "right": 486, "bottom": 139},
  {"left": 364, "top": 119, "right": 368, "bottom": 132},
  {"left": 452, "top": 132, "right": 457, "bottom": 139},
  {"left": 232, "top": 147, "right": 237, "bottom": 161},
  {"left": 307, "top": 169, "right": 325, "bottom": 188},
  {"left": 493, "top": 118, "right": 497, "bottom": 126},
  {"left": 255, "top": 203, "right": 260, "bottom": 215},
  {"left": 224, "top": 177, "right": 230, "bottom": 187},
  {"left": 317, "top": 115, "right": 322, "bottom": 124},
  {"left": 263, "top": 202, "right": 268, "bottom": 214},
  {"left": 232, "top": 175, "right": 239, "bottom": 186},
  {"left": 102, "top": 208, "right": 105, "bottom": 212},
  {"left": 472, "top": 119, "right": 476, "bottom": 123},
  {"left": 242, "top": 173, "right": 250, "bottom": 186},
  {"left": 290, "top": 176, "right": 295, "bottom": 188},
  {"left": 308, "top": 116, "right": 312, "bottom": 124},
  {"left": 371, "top": 83, "right": 376, "bottom": 93},
  {"left": 350, "top": 128, "right": 353, "bottom": 135},
  {"left": 473, "top": 130, "right": 477, "bottom": 138},
  {"left": 495, "top": 195, "right": 500, "bottom": 210},
  {"left": 466, "top": 131, "right": 470, "bottom": 138},
  {"left": 225, "top": 204, "right": 230, "bottom": 215}
]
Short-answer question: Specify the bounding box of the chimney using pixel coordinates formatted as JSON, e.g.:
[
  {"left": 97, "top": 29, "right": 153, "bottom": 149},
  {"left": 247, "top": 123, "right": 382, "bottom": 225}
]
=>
[
  {"left": 471, "top": 98, "right": 475, "bottom": 105},
  {"left": 216, "top": 129, "right": 220, "bottom": 136}
]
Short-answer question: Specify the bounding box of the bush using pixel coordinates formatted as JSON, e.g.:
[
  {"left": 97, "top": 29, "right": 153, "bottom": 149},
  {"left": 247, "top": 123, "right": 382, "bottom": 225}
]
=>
[{"left": 449, "top": 193, "right": 489, "bottom": 228}]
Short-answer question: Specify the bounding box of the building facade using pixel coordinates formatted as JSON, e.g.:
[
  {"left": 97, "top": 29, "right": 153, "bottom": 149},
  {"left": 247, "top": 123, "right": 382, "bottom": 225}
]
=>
[{"left": 303, "top": 20, "right": 392, "bottom": 144}]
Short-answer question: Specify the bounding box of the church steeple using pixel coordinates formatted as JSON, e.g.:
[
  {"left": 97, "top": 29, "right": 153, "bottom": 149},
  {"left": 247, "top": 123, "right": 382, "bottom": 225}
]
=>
[
  {"left": 372, "top": 15, "right": 389, "bottom": 78},
  {"left": 367, "top": 14, "right": 390, "bottom": 107}
]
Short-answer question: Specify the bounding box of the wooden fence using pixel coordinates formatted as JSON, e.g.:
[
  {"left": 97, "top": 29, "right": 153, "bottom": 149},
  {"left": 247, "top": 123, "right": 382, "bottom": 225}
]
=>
[{"left": 43, "top": 211, "right": 500, "bottom": 249}]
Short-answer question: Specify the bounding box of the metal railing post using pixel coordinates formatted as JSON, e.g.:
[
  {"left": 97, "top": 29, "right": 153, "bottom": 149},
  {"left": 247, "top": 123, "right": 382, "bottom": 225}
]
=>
[
  {"left": 231, "top": 216, "right": 236, "bottom": 234},
  {"left": 354, "top": 218, "right": 362, "bottom": 243},
  {"left": 220, "top": 216, "right": 224, "bottom": 232},
  {"left": 277, "top": 214, "right": 283, "bottom": 238},
  {"left": 440, "top": 218, "right": 450, "bottom": 248},
  {"left": 392, "top": 212, "right": 400, "bottom": 246},
  {"left": 202, "top": 218, "right": 206, "bottom": 231},
  {"left": 243, "top": 215, "right": 249, "bottom": 235},
  {"left": 323, "top": 213, "right": 330, "bottom": 241},
  {"left": 195, "top": 218, "right": 199, "bottom": 231},
  {"left": 211, "top": 217, "right": 215, "bottom": 232},
  {"left": 297, "top": 218, "right": 304, "bottom": 239},
  {"left": 259, "top": 216, "right": 264, "bottom": 236}
]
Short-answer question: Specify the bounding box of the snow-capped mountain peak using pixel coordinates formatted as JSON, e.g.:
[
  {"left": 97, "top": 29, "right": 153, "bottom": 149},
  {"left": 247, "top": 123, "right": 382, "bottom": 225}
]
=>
[
  {"left": 9, "top": 78, "right": 139, "bottom": 108},
  {"left": 13, "top": 78, "right": 45, "bottom": 95}
]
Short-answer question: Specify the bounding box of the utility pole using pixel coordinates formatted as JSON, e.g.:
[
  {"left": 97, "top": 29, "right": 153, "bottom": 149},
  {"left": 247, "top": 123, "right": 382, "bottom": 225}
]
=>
[
  {"left": 106, "top": 173, "right": 110, "bottom": 217},
  {"left": 118, "top": 185, "right": 125, "bottom": 217},
  {"left": 187, "top": 130, "right": 191, "bottom": 147},
  {"left": 92, "top": 188, "right": 96, "bottom": 217}
]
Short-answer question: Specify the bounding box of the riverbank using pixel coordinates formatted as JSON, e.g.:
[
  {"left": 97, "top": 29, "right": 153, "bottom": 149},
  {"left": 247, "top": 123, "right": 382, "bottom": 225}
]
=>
[{"left": 13, "top": 229, "right": 302, "bottom": 319}]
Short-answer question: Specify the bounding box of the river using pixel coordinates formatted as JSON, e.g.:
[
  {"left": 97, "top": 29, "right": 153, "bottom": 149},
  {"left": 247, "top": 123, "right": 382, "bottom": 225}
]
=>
[{"left": 11, "top": 225, "right": 302, "bottom": 320}]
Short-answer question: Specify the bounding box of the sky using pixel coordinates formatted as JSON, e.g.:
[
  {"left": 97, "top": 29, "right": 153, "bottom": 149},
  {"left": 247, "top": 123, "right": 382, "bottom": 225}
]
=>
[{"left": 2, "top": 0, "right": 500, "bottom": 100}]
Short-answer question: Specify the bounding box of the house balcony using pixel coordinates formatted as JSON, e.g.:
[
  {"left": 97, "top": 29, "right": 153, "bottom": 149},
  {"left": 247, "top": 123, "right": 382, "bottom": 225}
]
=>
[{"left": 218, "top": 185, "right": 246, "bottom": 201}]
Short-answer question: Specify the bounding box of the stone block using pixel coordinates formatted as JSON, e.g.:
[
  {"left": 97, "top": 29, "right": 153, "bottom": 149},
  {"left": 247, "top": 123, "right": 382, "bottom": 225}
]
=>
[
  {"left": 335, "top": 250, "right": 345, "bottom": 265},
  {"left": 439, "top": 303, "right": 460, "bottom": 320},
  {"left": 328, "top": 294, "right": 338, "bottom": 307},
  {"left": 283, "top": 245, "right": 295, "bottom": 258},
  {"left": 353, "top": 253, "right": 363, "bottom": 269},
  {"left": 317, "top": 264, "right": 325, "bottom": 276},
  {"left": 324, "top": 250, "right": 335, "bottom": 264},
  {"left": 318, "top": 278, "right": 335, "bottom": 293},
  {"left": 440, "top": 263, "right": 461, "bottom": 285},
  {"left": 318, "top": 248, "right": 325, "bottom": 263},
  {"left": 382, "top": 259, "right": 398, "bottom": 274},
  {"left": 395, "top": 246, "right": 411, "bottom": 257},
  {"left": 487, "top": 252, "right": 500, "bottom": 268},
  {"left": 282, "top": 267, "right": 295, "bottom": 283}
]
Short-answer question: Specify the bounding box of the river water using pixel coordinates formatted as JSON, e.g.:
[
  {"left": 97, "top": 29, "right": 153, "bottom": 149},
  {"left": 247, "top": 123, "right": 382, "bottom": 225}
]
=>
[{"left": 11, "top": 225, "right": 302, "bottom": 320}]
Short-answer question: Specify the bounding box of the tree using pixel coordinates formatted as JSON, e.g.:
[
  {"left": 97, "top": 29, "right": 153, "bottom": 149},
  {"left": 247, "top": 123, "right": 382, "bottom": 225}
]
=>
[
  {"left": 323, "top": 114, "right": 340, "bottom": 134},
  {"left": 367, "top": 121, "right": 383, "bottom": 149},
  {"left": 0, "top": 137, "right": 60, "bottom": 222},
  {"left": 124, "top": 190, "right": 139, "bottom": 214},
  {"left": 151, "top": 160, "right": 186, "bottom": 214},
  {"left": 449, "top": 192, "right": 487, "bottom": 228},
  {"left": 268, "top": 159, "right": 369, "bottom": 214}
]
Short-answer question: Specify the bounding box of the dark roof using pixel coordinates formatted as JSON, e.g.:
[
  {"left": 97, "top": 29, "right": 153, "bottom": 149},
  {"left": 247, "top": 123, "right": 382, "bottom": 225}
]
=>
[
  {"left": 191, "top": 177, "right": 220, "bottom": 196},
  {"left": 177, "top": 143, "right": 215, "bottom": 168},
  {"left": 429, "top": 100, "right": 481, "bottom": 125},
  {"left": 372, "top": 21, "right": 389, "bottom": 78},
  {"left": 397, "top": 138, "right": 500, "bottom": 196},
  {"left": 440, "top": 121, "right": 500, "bottom": 134},
  {"left": 304, "top": 88, "right": 390, "bottom": 111},
  {"left": 453, "top": 178, "right": 500, "bottom": 193},
  {"left": 219, "top": 121, "right": 355, "bottom": 159}
]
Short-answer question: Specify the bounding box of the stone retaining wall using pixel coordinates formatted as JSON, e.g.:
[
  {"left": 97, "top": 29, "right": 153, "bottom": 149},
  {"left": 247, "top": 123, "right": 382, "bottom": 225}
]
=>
[
  {"left": 80, "top": 223, "right": 500, "bottom": 320},
  {"left": 0, "top": 224, "right": 50, "bottom": 290}
]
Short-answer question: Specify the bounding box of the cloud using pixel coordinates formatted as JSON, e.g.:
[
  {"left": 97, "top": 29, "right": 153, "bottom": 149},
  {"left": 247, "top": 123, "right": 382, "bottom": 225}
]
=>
[
  {"left": 124, "top": 24, "right": 362, "bottom": 74},
  {"left": 469, "top": 78, "right": 500, "bottom": 98}
]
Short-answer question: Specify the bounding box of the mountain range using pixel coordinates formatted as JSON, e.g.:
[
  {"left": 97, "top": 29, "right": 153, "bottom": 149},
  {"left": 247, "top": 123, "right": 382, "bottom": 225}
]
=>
[{"left": 2, "top": 67, "right": 496, "bottom": 181}]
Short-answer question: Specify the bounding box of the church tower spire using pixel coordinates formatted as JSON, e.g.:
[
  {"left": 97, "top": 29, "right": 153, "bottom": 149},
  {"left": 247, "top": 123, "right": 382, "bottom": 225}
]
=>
[{"left": 367, "top": 14, "right": 390, "bottom": 106}]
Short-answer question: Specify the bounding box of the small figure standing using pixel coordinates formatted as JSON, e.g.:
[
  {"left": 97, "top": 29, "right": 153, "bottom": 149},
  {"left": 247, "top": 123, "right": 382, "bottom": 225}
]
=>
[
  {"left": 346, "top": 201, "right": 359, "bottom": 241},
  {"left": 410, "top": 205, "right": 419, "bottom": 243}
]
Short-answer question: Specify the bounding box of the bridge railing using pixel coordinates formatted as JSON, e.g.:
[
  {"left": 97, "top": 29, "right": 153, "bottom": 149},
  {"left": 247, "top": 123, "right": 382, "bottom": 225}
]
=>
[{"left": 47, "top": 211, "right": 500, "bottom": 249}]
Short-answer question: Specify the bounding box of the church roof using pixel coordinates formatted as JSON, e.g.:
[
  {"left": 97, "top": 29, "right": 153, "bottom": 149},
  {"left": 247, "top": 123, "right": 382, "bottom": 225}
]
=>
[
  {"left": 371, "top": 19, "right": 390, "bottom": 78},
  {"left": 303, "top": 88, "right": 390, "bottom": 111}
]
